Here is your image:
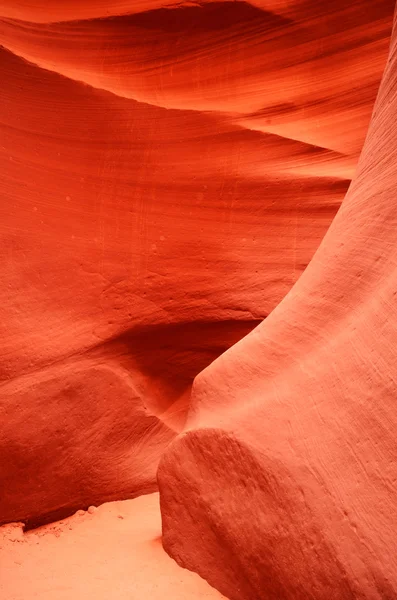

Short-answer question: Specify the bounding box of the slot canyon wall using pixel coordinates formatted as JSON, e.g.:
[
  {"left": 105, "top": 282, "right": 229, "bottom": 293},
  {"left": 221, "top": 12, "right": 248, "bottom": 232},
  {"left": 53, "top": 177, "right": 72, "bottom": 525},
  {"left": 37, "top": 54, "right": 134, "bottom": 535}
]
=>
[
  {"left": 158, "top": 5, "right": 397, "bottom": 600},
  {"left": 1, "top": 1, "right": 397, "bottom": 597}
]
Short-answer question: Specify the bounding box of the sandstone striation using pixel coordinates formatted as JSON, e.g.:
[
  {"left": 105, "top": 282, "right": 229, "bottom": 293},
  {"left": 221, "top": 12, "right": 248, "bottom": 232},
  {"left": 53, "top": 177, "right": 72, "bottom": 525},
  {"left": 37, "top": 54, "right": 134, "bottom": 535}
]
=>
[
  {"left": 1, "top": 1, "right": 397, "bottom": 598},
  {"left": 158, "top": 5, "right": 397, "bottom": 598}
]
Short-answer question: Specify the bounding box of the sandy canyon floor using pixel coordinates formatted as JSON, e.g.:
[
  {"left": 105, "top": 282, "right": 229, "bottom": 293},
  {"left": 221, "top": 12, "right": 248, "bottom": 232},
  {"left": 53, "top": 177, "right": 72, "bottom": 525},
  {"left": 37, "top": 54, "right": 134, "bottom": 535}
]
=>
[{"left": 0, "top": 493, "right": 225, "bottom": 599}]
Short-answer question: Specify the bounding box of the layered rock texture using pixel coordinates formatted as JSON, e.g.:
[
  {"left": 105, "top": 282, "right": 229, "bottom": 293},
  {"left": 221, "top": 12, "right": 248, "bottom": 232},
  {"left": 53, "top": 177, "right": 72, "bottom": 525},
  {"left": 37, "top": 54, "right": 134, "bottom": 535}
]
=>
[
  {"left": 1, "top": 0, "right": 397, "bottom": 598},
  {"left": 158, "top": 5, "right": 397, "bottom": 600}
]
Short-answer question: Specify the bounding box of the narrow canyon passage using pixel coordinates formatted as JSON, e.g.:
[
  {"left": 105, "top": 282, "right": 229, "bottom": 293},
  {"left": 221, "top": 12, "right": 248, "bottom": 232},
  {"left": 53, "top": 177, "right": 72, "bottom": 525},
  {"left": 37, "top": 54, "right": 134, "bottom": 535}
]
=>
[{"left": 1, "top": 1, "right": 396, "bottom": 599}]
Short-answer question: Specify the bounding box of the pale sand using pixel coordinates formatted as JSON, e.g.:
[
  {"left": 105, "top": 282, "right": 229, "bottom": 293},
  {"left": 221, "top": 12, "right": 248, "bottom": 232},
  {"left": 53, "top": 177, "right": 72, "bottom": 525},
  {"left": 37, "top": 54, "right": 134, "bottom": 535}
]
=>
[{"left": 0, "top": 493, "right": 226, "bottom": 600}]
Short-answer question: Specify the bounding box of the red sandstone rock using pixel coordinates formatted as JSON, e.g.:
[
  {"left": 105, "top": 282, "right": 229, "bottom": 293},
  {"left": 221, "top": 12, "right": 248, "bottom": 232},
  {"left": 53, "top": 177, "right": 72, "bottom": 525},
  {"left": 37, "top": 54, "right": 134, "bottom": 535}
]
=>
[
  {"left": 0, "top": 362, "right": 174, "bottom": 527},
  {"left": 2, "top": 0, "right": 387, "bottom": 526},
  {"left": 0, "top": 1, "right": 392, "bottom": 157},
  {"left": 159, "top": 7, "right": 397, "bottom": 599},
  {"left": 0, "top": 4, "right": 395, "bottom": 589}
]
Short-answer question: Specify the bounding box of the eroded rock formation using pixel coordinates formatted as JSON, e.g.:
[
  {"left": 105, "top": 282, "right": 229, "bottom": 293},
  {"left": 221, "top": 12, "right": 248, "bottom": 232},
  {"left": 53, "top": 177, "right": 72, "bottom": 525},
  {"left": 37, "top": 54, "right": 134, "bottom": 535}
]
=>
[
  {"left": 1, "top": 2, "right": 396, "bottom": 597},
  {"left": 159, "top": 5, "right": 397, "bottom": 599}
]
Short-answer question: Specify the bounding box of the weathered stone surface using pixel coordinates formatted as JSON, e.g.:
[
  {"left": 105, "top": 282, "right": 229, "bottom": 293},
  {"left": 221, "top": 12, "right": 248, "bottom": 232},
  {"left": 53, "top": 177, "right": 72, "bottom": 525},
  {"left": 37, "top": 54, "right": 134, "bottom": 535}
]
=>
[
  {"left": 1, "top": 7, "right": 396, "bottom": 599},
  {"left": 158, "top": 6, "right": 397, "bottom": 598}
]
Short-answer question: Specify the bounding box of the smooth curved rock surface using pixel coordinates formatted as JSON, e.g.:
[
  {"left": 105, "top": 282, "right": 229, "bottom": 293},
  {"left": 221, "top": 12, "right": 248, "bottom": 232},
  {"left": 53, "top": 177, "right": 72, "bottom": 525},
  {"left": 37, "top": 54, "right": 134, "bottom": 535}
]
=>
[
  {"left": 0, "top": 0, "right": 394, "bottom": 540},
  {"left": 158, "top": 5, "right": 397, "bottom": 600},
  {"left": 0, "top": 361, "right": 174, "bottom": 528}
]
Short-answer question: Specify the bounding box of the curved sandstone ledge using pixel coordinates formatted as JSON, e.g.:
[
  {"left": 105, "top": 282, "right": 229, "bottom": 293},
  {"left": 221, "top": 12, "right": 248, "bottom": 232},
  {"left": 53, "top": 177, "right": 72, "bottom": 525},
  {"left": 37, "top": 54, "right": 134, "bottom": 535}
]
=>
[
  {"left": 159, "top": 429, "right": 390, "bottom": 599},
  {"left": 0, "top": 361, "right": 174, "bottom": 528},
  {"left": 158, "top": 6, "right": 397, "bottom": 599}
]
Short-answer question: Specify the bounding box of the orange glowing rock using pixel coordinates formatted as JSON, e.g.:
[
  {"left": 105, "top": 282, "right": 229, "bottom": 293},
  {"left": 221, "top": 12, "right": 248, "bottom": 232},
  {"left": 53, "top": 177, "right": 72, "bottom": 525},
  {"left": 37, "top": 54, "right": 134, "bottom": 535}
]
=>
[{"left": 0, "top": 1, "right": 396, "bottom": 598}]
